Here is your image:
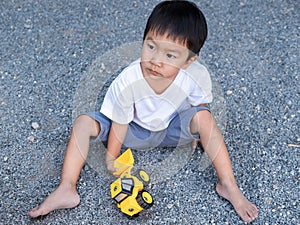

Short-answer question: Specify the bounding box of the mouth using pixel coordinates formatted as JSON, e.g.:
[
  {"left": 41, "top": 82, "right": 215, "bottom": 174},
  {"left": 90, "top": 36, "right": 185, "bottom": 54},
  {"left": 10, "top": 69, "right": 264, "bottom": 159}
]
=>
[{"left": 147, "top": 68, "right": 161, "bottom": 76}]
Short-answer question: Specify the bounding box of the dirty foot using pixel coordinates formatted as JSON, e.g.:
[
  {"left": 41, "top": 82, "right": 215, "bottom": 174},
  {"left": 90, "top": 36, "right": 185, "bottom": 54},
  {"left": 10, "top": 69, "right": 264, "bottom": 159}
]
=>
[
  {"left": 28, "top": 182, "right": 80, "bottom": 218},
  {"left": 216, "top": 182, "right": 258, "bottom": 223}
]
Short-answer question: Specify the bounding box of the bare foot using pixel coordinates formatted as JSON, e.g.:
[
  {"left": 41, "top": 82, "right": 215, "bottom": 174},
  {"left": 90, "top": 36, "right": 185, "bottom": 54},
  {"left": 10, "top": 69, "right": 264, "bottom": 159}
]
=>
[
  {"left": 28, "top": 182, "right": 80, "bottom": 218},
  {"left": 216, "top": 182, "right": 258, "bottom": 223}
]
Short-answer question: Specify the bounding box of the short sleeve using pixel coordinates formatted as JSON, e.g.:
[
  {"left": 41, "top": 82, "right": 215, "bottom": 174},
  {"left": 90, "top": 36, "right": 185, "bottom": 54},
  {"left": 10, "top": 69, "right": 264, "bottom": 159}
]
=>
[
  {"left": 186, "top": 61, "right": 213, "bottom": 106},
  {"left": 100, "top": 72, "right": 134, "bottom": 124}
]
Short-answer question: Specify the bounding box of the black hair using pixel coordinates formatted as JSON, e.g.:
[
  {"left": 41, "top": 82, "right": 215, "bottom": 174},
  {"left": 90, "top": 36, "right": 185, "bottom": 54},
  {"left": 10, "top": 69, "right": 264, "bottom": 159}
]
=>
[{"left": 143, "top": 0, "right": 208, "bottom": 56}]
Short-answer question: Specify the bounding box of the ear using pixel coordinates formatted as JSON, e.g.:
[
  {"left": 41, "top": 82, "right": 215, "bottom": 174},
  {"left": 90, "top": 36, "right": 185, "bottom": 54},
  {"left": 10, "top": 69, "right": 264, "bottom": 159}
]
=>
[{"left": 182, "top": 55, "right": 198, "bottom": 69}]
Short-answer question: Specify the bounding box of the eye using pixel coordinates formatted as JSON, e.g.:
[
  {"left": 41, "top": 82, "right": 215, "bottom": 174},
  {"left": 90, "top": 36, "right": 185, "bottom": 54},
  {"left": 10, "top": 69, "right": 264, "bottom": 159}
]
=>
[
  {"left": 166, "top": 53, "right": 176, "bottom": 59},
  {"left": 147, "top": 43, "right": 155, "bottom": 51}
]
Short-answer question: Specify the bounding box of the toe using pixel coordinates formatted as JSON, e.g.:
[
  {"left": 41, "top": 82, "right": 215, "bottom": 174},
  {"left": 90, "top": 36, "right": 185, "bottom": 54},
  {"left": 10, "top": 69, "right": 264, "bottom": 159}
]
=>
[
  {"left": 242, "top": 211, "right": 252, "bottom": 223},
  {"left": 28, "top": 206, "right": 39, "bottom": 217},
  {"left": 29, "top": 206, "right": 39, "bottom": 212},
  {"left": 28, "top": 209, "right": 40, "bottom": 218},
  {"left": 249, "top": 204, "right": 258, "bottom": 218},
  {"left": 28, "top": 206, "right": 48, "bottom": 218},
  {"left": 246, "top": 207, "right": 258, "bottom": 222}
]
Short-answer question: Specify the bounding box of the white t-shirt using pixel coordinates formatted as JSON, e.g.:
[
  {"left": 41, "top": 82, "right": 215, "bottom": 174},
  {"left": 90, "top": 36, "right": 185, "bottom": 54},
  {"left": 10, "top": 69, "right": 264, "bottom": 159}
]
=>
[{"left": 100, "top": 59, "right": 212, "bottom": 131}]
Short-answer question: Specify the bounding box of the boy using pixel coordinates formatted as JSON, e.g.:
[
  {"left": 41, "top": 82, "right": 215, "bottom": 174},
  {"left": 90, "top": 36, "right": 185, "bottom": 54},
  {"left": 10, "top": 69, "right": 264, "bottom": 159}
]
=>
[{"left": 28, "top": 0, "right": 258, "bottom": 222}]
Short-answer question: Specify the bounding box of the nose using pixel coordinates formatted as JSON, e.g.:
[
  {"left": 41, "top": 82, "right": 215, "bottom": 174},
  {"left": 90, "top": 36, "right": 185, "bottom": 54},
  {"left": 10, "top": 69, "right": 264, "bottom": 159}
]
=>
[{"left": 150, "top": 54, "right": 163, "bottom": 67}]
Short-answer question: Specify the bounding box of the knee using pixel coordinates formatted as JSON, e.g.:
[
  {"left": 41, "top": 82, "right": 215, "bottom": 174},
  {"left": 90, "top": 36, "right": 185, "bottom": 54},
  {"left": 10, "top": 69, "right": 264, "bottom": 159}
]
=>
[
  {"left": 193, "top": 109, "right": 212, "bottom": 123},
  {"left": 190, "top": 110, "right": 212, "bottom": 133},
  {"left": 74, "top": 114, "right": 92, "bottom": 125},
  {"left": 73, "top": 114, "right": 100, "bottom": 137}
]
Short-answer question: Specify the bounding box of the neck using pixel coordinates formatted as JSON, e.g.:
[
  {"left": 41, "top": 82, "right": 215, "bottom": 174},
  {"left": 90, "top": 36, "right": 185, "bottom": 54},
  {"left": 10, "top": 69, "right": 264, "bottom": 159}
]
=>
[{"left": 144, "top": 75, "right": 175, "bottom": 95}]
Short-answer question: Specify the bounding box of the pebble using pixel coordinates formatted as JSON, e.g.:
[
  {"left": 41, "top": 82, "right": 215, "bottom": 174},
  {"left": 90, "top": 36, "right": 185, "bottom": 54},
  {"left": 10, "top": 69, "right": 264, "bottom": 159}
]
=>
[
  {"left": 27, "top": 135, "right": 35, "bottom": 142},
  {"left": 226, "top": 90, "right": 233, "bottom": 95},
  {"left": 241, "top": 87, "right": 247, "bottom": 92},
  {"left": 31, "top": 122, "right": 40, "bottom": 130},
  {"left": 167, "top": 204, "right": 173, "bottom": 209}
]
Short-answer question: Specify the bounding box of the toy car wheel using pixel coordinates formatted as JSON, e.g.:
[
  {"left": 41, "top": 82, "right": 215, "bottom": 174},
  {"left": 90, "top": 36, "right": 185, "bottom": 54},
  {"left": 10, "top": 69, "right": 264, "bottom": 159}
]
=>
[
  {"left": 137, "top": 190, "right": 153, "bottom": 209},
  {"left": 126, "top": 212, "right": 139, "bottom": 219},
  {"left": 136, "top": 169, "right": 150, "bottom": 185}
]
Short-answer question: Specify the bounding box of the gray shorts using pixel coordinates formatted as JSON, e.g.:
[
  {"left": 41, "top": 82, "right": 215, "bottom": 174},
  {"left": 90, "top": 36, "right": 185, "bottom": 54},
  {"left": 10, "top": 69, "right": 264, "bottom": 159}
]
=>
[{"left": 85, "top": 106, "right": 209, "bottom": 149}]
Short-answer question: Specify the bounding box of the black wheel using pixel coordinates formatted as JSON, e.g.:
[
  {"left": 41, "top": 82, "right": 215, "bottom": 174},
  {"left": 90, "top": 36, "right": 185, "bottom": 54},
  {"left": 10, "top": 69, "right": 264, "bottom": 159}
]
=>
[
  {"left": 135, "top": 169, "right": 150, "bottom": 186},
  {"left": 136, "top": 191, "right": 153, "bottom": 209},
  {"left": 125, "top": 212, "right": 139, "bottom": 219}
]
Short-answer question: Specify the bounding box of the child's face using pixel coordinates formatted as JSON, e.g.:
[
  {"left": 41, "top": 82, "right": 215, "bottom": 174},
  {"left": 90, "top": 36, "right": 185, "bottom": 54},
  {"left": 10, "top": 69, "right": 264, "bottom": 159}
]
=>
[{"left": 141, "top": 31, "right": 197, "bottom": 81}]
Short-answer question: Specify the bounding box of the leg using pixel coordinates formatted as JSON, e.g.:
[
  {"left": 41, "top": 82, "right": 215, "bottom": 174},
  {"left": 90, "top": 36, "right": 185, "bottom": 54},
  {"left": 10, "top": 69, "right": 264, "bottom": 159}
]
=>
[
  {"left": 190, "top": 110, "right": 258, "bottom": 222},
  {"left": 28, "top": 115, "right": 100, "bottom": 218}
]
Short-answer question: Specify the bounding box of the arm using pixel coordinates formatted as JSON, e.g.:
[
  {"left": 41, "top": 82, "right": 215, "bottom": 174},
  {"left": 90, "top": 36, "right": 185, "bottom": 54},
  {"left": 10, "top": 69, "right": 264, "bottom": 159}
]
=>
[{"left": 105, "top": 121, "right": 128, "bottom": 174}]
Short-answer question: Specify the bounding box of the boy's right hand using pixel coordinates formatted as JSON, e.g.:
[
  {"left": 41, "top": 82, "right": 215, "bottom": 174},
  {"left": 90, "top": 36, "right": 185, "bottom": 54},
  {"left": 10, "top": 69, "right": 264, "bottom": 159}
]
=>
[
  {"left": 106, "top": 159, "right": 118, "bottom": 175},
  {"left": 105, "top": 152, "right": 120, "bottom": 176}
]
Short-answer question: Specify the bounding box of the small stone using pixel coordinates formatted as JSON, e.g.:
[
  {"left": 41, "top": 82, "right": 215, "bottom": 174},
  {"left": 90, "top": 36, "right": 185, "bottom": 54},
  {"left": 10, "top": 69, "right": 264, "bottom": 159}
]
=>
[
  {"left": 265, "top": 199, "right": 271, "bottom": 204},
  {"left": 241, "top": 87, "right": 247, "bottom": 92},
  {"left": 4, "top": 156, "right": 8, "bottom": 162},
  {"left": 24, "top": 19, "right": 33, "bottom": 29},
  {"left": 31, "top": 122, "right": 40, "bottom": 130},
  {"left": 226, "top": 90, "right": 233, "bottom": 95},
  {"left": 267, "top": 128, "right": 272, "bottom": 134},
  {"left": 99, "top": 63, "right": 106, "bottom": 72},
  {"left": 27, "top": 135, "right": 35, "bottom": 142},
  {"left": 24, "top": 24, "right": 32, "bottom": 29},
  {"left": 167, "top": 204, "right": 173, "bottom": 209}
]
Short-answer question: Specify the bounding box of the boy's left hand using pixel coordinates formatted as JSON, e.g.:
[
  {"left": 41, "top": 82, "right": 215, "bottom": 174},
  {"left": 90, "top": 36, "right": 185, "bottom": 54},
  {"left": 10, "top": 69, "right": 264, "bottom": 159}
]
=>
[{"left": 191, "top": 139, "right": 200, "bottom": 149}]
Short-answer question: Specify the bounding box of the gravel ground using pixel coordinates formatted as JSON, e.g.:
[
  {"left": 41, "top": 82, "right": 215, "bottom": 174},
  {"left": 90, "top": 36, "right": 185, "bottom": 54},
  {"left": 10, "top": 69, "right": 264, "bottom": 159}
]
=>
[{"left": 0, "top": 0, "right": 299, "bottom": 224}]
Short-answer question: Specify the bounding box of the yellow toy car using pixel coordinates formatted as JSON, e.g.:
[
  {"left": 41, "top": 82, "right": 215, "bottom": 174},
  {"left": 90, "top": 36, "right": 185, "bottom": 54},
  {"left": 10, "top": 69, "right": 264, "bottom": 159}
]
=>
[{"left": 110, "top": 148, "right": 154, "bottom": 217}]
